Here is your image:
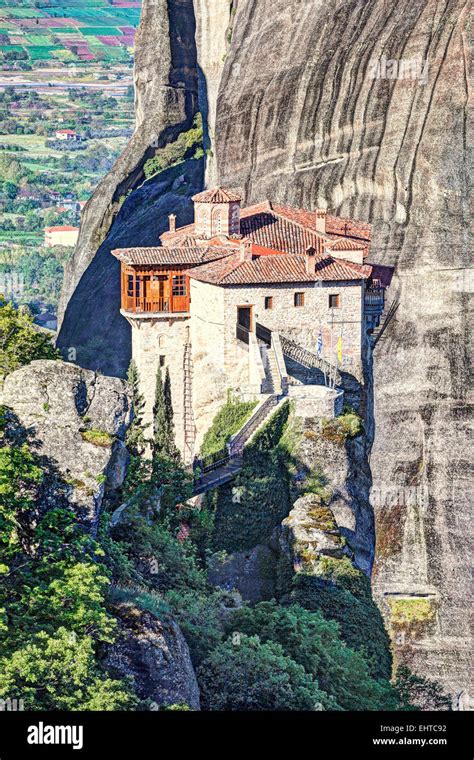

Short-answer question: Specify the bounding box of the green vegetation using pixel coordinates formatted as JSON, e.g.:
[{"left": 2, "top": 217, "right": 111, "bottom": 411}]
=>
[
  {"left": 143, "top": 114, "right": 204, "bottom": 180},
  {"left": 200, "top": 392, "right": 257, "bottom": 460},
  {"left": 0, "top": 411, "right": 136, "bottom": 710},
  {"left": 321, "top": 405, "right": 363, "bottom": 444},
  {"left": 226, "top": 602, "right": 398, "bottom": 711},
  {"left": 289, "top": 558, "right": 393, "bottom": 680},
  {"left": 80, "top": 429, "right": 115, "bottom": 447},
  {"left": 206, "top": 401, "right": 292, "bottom": 552},
  {"left": 198, "top": 634, "right": 330, "bottom": 711},
  {"left": 394, "top": 666, "right": 452, "bottom": 712},
  {"left": 125, "top": 360, "right": 147, "bottom": 457},
  {"left": 388, "top": 597, "right": 438, "bottom": 640},
  {"left": 0, "top": 299, "right": 59, "bottom": 380}
]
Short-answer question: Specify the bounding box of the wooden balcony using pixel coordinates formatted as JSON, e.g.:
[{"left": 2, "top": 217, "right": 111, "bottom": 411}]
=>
[{"left": 120, "top": 264, "right": 190, "bottom": 316}]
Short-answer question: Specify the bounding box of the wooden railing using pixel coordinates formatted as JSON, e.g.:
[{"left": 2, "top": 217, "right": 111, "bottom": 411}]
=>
[{"left": 122, "top": 294, "right": 189, "bottom": 314}]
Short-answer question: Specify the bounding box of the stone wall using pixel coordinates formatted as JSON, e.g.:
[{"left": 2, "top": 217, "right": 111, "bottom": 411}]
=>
[
  {"left": 129, "top": 316, "right": 191, "bottom": 461},
  {"left": 221, "top": 280, "right": 364, "bottom": 377},
  {"left": 289, "top": 385, "right": 344, "bottom": 419}
]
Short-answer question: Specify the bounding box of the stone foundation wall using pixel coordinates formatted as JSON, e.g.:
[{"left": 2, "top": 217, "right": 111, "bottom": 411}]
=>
[{"left": 130, "top": 316, "right": 190, "bottom": 461}]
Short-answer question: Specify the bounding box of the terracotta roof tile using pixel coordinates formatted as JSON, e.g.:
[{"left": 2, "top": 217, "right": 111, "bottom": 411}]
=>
[
  {"left": 328, "top": 238, "right": 365, "bottom": 251},
  {"left": 192, "top": 187, "right": 242, "bottom": 203},
  {"left": 111, "top": 246, "right": 231, "bottom": 266},
  {"left": 186, "top": 252, "right": 372, "bottom": 286}
]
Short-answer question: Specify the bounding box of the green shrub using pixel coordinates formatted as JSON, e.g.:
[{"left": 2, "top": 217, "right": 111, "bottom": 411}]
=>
[
  {"left": 227, "top": 601, "right": 399, "bottom": 710},
  {"left": 200, "top": 394, "right": 257, "bottom": 459},
  {"left": 290, "top": 571, "right": 392, "bottom": 680},
  {"left": 321, "top": 406, "right": 363, "bottom": 444},
  {"left": 80, "top": 429, "right": 115, "bottom": 447},
  {"left": 197, "top": 634, "right": 329, "bottom": 711},
  {"left": 143, "top": 114, "right": 203, "bottom": 180}
]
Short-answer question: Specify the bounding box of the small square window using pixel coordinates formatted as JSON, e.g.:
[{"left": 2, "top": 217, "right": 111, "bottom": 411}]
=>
[
  {"left": 264, "top": 296, "right": 273, "bottom": 310},
  {"left": 172, "top": 274, "right": 186, "bottom": 296},
  {"left": 329, "top": 294, "right": 340, "bottom": 308},
  {"left": 294, "top": 292, "right": 305, "bottom": 307},
  {"left": 159, "top": 355, "right": 166, "bottom": 367}
]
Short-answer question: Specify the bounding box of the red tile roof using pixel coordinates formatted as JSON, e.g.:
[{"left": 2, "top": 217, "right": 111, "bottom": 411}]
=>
[
  {"left": 45, "top": 225, "right": 78, "bottom": 232},
  {"left": 161, "top": 199, "right": 371, "bottom": 258},
  {"left": 111, "top": 246, "right": 231, "bottom": 266},
  {"left": 328, "top": 238, "right": 365, "bottom": 251},
  {"left": 192, "top": 187, "right": 242, "bottom": 203},
  {"left": 185, "top": 251, "right": 373, "bottom": 286}
]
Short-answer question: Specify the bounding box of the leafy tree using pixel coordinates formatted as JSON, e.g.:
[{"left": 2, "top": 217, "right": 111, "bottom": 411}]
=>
[
  {"left": 125, "top": 360, "right": 147, "bottom": 456},
  {"left": 0, "top": 628, "right": 136, "bottom": 711},
  {"left": 394, "top": 666, "right": 452, "bottom": 711},
  {"left": 0, "top": 413, "right": 136, "bottom": 710},
  {"left": 227, "top": 601, "right": 399, "bottom": 710},
  {"left": 198, "top": 634, "right": 330, "bottom": 711},
  {"left": 0, "top": 301, "right": 59, "bottom": 380}
]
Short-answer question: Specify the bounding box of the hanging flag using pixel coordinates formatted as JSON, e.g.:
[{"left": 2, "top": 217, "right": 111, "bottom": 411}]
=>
[
  {"left": 316, "top": 331, "right": 323, "bottom": 356},
  {"left": 337, "top": 335, "right": 343, "bottom": 364}
]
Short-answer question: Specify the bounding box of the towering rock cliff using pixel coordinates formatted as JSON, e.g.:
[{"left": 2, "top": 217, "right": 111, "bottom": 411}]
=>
[
  {"left": 58, "top": 0, "right": 471, "bottom": 700},
  {"left": 57, "top": 0, "right": 202, "bottom": 375}
]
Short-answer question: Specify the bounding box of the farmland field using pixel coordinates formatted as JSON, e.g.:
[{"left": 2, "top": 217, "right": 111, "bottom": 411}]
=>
[
  {"left": 0, "top": 0, "right": 141, "bottom": 68},
  {"left": 0, "top": 1, "right": 142, "bottom": 317}
]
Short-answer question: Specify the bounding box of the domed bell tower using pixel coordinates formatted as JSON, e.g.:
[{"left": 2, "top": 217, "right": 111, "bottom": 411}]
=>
[{"left": 192, "top": 187, "right": 242, "bottom": 239}]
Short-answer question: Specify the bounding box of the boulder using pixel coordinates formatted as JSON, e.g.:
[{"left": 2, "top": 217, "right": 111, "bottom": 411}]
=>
[
  {"left": 0, "top": 360, "right": 131, "bottom": 529},
  {"left": 279, "top": 494, "right": 353, "bottom": 573},
  {"left": 105, "top": 602, "right": 200, "bottom": 710}
]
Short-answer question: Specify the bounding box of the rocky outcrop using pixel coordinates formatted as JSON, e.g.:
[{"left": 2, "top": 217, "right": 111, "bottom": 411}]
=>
[
  {"left": 105, "top": 603, "right": 200, "bottom": 710},
  {"left": 294, "top": 417, "right": 374, "bottom": 574},
  {"left": 57, "top": 0, "right": 202, "bottom": 376},
  {"left": 0, "top": 360, "right": 131, "bottom": 528},
  {"left": 279, "top": 494, "right": 353, "bottom": 572},
  {"left": 214, "top": 0, "right": 471, "bottom": 698},
  {"left": 59, "top": 0, "right": 471, "bottom": 697}
]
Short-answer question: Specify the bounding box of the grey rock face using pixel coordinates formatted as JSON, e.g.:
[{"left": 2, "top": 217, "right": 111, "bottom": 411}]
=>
[
  {"left": 279, "top": 494, "right": 353, "bottom": 573},
  {"left": 105, "top": 603, "right": 200, "bottom": 710},
  {"left": 0, "top": 360, "right": 131, "bottom": 528},
  {"left": 57, "top": 0, "right": 202, "bottom": 376},
  {"left": 208, "top": 544, "right": 277, "bottom": 603}
]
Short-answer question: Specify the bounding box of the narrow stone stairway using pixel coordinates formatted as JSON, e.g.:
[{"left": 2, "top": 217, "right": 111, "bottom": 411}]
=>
[{"left": 192, "top": 395, "right": 286, "bottom": 496}]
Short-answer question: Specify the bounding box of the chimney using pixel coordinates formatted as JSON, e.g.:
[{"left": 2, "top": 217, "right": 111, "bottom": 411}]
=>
[
  {"left": 305, "top": 246, "right": 316, "bottom": 275},
  {"left": 168, "top": 213, "right": 176, "bottom": 233},
  {"left": 315, "top": 208, "right": 327, "bottom": 234},
  {"left": 240, "top": 240, "right": 253, "bottom": 262}
]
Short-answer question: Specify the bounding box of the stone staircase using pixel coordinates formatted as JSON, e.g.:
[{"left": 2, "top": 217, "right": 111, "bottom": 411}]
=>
[
  {"left": 259, "top": 343, "right": 282, "bottom": 395},
  {"left": 279, "top": 334, "right": 341, "bottom": 387},
  {"left": 371, "top": 297, "right": 400, "bottom": 348},
  {"left": 193, "top": 395, "right": 287, "bottom": 495}
]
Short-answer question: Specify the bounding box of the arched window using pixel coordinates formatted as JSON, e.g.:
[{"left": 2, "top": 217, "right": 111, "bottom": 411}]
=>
[{"left": 211, "top": 206, "right": 223, "bottom": 235}]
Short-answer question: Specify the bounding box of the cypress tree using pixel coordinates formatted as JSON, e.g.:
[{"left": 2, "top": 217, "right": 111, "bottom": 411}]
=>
[
  {"left": 125, "top": 360, "right": 147, "bottom": 456},
  {"left": 163, "top": 366, "right": 178, "bottom": 458},
  {"left": 152, "top": 362, "right": 169, "bottom": 459}
]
